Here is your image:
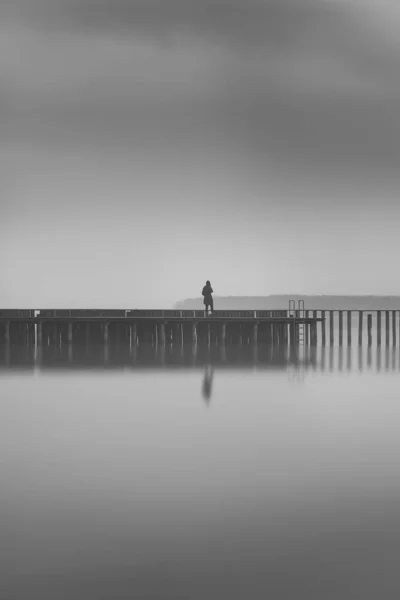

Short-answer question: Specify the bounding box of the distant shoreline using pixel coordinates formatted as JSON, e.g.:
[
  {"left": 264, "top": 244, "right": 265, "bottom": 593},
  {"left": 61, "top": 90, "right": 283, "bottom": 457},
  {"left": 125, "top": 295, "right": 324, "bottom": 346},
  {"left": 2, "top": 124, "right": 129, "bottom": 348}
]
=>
[{"left": 175, "top": 295, "right": 400, "bottom": 310}]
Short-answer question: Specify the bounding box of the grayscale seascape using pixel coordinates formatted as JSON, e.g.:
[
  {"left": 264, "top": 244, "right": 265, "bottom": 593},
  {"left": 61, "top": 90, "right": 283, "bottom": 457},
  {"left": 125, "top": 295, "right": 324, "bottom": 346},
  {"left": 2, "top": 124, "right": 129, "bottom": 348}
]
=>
[{"left": 3, "top": 0, "right": 400, "bottom": 597}]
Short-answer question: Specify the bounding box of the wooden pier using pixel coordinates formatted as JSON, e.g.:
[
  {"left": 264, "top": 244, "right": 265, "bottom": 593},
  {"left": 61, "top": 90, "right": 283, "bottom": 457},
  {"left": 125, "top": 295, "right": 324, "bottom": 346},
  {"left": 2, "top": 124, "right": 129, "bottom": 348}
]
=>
[{"left": 0, "top": 308, "right": 399, "bottom": 347}]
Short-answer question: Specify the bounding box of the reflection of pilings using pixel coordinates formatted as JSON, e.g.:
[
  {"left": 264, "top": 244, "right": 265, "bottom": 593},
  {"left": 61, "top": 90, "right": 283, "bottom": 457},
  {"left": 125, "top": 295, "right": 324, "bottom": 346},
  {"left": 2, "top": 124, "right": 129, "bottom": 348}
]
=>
[
  {"left": 347, "top": 346, "right": 352, "bottom": 371},
  {"left": 338, "top": 347, "right": 343, "bottom": 372},
  {"left": 321, "top": 310, "right": 326, "bottom": 346},
  {"left": 68, "top": 323, "right": 73, "bottom": 344},
  {"left": 367, "top": 346, "right": 372, "bottom": 369},
  {"left": 385, "top": 347, "right": 390, "bottom": 371},
  {"left": 192, "top": 323, "right": 197, "bottom": 344},
  {"left": 329, "top": 345, "right": 334, "bottom": 371},
  {"left": 358, "top": 347, "right": 363, "bottom": 372},
  {"left": 221, "top": 323, "right": 226, "bottom": 345},
  {"left": 376, "top": 346, "right": 381, "bottom": 372},
  {"left": 104, "top": 323, "right": 109, "bottom": 344},
  {"left": 358, "top": 311, "right": 363, "bottom": 346}
]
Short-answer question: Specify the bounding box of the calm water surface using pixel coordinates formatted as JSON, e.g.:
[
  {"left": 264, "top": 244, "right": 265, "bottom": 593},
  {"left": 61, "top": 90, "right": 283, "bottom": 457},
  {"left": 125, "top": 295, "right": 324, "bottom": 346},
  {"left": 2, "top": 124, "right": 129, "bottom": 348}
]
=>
[{"left": 1, "top": 343, "right": 400, "bottom": 599}]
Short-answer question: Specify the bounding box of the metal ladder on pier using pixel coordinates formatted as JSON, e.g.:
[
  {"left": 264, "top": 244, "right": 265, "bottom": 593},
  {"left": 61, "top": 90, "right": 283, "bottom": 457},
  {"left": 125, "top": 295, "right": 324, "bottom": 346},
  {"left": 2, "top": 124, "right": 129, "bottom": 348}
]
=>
[{"left": 289, "top": 300, "right": 305, "bottom": 345}]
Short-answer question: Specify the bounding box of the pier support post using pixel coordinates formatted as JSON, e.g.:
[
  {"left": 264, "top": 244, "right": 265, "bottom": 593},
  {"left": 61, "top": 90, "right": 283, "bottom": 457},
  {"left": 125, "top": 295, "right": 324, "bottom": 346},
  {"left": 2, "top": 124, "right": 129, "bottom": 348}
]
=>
[
  {"left": 289, "top": 321, "right": 296, "bottom": 346},
  {"left": 305, "top": 311, "right": 310, "bottom": 345},
  {"left": 321, "top": 310, "right": 326, "bottom": 346},
  {"left": 104, "top": 323, "right": 109, "bottom": 345},
  {"left": 385, "top": 311, "right": 390, "bottom": 346},
  {"left": 358, "top": 311, "right": 363, "bottom": 346},
  {"left": 68, "top": 323, "right": 73, "bottom": 344},
  {"left": 330, "top": 311, "right": 334, "bottom": 346},
  {"left": 310, "top": 320, "right": 317, "bottom": 345},
  {"left": 338, "top": 311, "right": 343, "bottom": 346},
  {"left": 377, "top": 311, "right": 381, "bottom": 346},
  {"left": 347, "top": 311, "right": 352, "bottom": 347},
  {"left": 392, "top": 311, "right": 397, "bottom": 347},
  {"left": 368, "top": 314, "right": 372, "bottom": 346}
]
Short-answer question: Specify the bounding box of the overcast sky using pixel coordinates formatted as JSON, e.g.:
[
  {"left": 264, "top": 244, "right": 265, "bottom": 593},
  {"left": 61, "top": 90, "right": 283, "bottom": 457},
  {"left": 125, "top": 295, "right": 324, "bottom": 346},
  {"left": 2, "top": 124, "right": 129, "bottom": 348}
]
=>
[{"left": 2, "top": 0, "right": 400, "bottom": 308}]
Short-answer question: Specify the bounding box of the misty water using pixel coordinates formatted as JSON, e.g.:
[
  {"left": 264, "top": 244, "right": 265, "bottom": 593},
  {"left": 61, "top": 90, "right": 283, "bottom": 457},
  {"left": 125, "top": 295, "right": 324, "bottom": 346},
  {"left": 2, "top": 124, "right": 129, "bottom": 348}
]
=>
[{"left": 2, "top": 339, "right": 400, "bottom": 599}]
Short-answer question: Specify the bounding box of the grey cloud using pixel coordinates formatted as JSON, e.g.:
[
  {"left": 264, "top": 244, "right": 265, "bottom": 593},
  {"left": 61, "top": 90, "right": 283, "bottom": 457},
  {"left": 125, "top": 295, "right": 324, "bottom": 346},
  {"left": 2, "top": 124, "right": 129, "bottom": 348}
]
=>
[{"left": 3, "top": 0, "right": 400, "bottom": 193}]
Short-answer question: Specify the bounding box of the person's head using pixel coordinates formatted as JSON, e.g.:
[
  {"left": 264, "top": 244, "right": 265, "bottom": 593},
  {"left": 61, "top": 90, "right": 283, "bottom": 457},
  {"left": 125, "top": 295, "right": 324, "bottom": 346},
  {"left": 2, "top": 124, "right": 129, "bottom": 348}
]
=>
[{"left": 206, "top": 280, "right": 211, "bottom": 286}]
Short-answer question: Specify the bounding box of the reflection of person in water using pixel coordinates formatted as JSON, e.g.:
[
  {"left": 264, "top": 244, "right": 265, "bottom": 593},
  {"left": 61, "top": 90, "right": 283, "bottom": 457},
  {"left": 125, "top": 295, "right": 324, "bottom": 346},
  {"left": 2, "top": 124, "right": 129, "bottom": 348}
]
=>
[{"left": 202, "top": 365, "right": 214, "bottom": 404}]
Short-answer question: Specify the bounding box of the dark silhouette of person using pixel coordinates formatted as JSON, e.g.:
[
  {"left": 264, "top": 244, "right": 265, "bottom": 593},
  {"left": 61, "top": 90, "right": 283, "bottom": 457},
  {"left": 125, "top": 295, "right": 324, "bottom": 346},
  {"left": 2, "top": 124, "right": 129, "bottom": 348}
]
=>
[
  {"left": 202, "top": 365, "right": 214, "bottom": 405},
  {"left": 202, "top": 280, "right": 214, "bottom": 315}
]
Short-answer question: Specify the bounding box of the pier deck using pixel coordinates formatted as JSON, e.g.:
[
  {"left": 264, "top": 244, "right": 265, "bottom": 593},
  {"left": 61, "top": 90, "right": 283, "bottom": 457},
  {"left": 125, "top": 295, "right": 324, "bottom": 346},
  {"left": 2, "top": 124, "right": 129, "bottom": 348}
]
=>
[{"left": 1, "top": 308, "right": 399, "bottom": 347}]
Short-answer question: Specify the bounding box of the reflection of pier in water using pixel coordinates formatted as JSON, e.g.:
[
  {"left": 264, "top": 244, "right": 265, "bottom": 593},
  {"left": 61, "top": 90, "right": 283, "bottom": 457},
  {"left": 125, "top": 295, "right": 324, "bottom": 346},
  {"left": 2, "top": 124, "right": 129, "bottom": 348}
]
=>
[{"left": 0, "top": 342, "right": 399, "bottom": 375}]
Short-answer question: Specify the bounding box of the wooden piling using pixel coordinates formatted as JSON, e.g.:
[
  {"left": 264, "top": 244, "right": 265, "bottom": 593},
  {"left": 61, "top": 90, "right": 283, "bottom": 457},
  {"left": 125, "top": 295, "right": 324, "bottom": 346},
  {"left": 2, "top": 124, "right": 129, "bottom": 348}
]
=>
[
  {"left": 310, "top": 321, "right": 317, "bottom": 345},
  {"left": 347, "top": 310, "right": 352, "bottom": 347},
  {"left": 321, "top": 310, "right": 326, "bottom": 346},
  {"left": 330, "top": 311, "right": 334, "bottom": 346},
  {"left": 338, "top": 311, "right": 343, "bottom": 346},
  {"left": 392, "top": 311, "right": 397, "bottom": 347},
  {"left": 289, "top": 321, "right": 296, "bottom": 346},
  {"left": 358, "top": 311, "right": 363, "bottom": 346},
  {"left": 377, "top": 311, "right": 381, "bottom": 346},
  {"left": 368, "top": 314, "right": 372, "bottom": 346},
  {"left": 385, "top": 311, "right": 390, "bottom": 346},
  {"left": 305, "top": 311, "right": 310, "bottom": 345},
  {"left": 103, "top": 323, "right": 109, "bottom": 344},
  {"left": 68, "top": 323, "right": 73, "bottom": 344}
]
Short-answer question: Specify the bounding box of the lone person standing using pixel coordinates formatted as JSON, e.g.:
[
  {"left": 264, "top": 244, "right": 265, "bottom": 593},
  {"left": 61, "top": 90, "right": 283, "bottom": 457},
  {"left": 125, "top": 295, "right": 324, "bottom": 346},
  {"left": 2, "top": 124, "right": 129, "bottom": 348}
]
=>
[{"left": 202, "top": 280, "right": 214, "bottom": 315}]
